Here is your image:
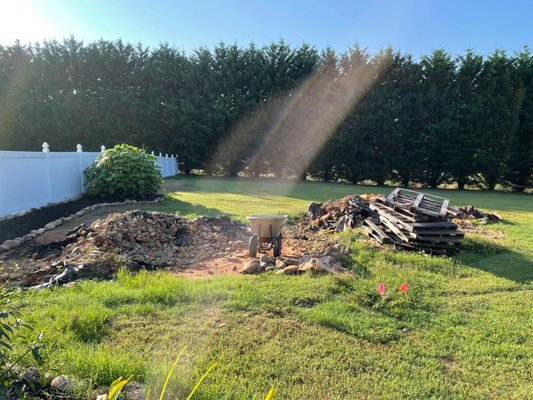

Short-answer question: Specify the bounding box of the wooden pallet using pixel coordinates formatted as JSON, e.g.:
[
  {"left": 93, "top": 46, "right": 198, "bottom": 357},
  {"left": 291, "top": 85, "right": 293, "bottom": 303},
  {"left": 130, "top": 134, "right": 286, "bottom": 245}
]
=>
[
  {"left": 366, "top": 189, "right": 463, "bottom": 255},
  {"left": 385, "top": 188, "right": 449, "bottom": 219}
]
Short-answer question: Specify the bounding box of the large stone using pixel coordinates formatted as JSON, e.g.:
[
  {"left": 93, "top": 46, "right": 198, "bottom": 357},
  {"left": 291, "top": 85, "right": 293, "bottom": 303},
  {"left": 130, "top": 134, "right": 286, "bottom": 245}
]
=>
[
  {"left": 242, "top": 258, "right": 260, "bottom": 274},
  {"left": 283, "top": 265, "right": 300, "bottom": 274},
  {"left": 283, "top": 258, "right": 300, "bottom": 266},
  {"left": 0, "top": 244, "right": 9, "bottom": 252},
  {"left": 50, "top": 375, "right": 73, "bottom": 392},
  {"left": 299, "top": 258, "right": 326, "bottom": 272},
  {"left": 44, "top": 222, "right": 56, "bottom": 230}
]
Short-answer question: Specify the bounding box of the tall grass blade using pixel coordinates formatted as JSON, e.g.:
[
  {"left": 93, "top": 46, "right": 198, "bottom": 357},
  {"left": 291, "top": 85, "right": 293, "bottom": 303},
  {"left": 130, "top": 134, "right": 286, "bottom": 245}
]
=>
[
  {"left": 159, "top": 347, "right": 186, "bottom": 400},
  {"left": 265, "top": 387, "right": 276, "bottom": 400},
  {"left": 185, "top": 362, "right": 218, "bottom": 400}
]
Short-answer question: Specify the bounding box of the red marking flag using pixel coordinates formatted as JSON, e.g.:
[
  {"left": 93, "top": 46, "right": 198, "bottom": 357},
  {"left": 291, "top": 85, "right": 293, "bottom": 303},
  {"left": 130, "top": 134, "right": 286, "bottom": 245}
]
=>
[{"left": 377, "top": 283, "right": 385, "bottom": 296}]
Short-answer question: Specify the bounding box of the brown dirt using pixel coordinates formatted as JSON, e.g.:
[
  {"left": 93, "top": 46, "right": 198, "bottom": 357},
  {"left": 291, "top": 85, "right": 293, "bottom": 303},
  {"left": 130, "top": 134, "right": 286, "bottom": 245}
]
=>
[{"left": 2, "top": 203, "right": 329, "bottom": 281}]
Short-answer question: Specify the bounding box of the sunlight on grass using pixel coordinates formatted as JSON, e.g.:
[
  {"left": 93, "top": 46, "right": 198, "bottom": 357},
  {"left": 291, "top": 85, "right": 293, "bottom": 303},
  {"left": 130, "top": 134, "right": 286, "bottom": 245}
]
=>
[{"left": 10, "top": 176, "right": 533, "bottom": 398}]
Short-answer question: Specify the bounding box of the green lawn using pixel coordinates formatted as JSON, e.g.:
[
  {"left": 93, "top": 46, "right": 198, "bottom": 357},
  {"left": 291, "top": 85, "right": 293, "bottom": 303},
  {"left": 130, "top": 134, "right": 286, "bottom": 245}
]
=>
[{"left": 13, "top": 176, "right": 533, "bottom": 399}]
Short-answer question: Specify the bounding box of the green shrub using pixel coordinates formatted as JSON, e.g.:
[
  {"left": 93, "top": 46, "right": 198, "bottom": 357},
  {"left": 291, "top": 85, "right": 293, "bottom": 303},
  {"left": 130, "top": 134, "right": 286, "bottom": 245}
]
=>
[{"left": 84, "top": 144, "right": 164, "bottom": 200}]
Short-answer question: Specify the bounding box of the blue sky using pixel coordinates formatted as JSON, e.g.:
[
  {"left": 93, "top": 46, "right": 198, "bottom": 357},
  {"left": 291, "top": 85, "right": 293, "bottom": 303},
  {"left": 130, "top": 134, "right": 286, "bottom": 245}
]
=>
[{"left": 0, "top": 0, "right": 531, "bottom": 56}]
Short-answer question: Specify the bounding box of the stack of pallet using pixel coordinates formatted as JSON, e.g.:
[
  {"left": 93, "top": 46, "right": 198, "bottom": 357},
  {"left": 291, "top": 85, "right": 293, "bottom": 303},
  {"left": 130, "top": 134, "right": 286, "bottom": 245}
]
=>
[{"left": 363, "top": 188, "right": 464, "bottom": 255}]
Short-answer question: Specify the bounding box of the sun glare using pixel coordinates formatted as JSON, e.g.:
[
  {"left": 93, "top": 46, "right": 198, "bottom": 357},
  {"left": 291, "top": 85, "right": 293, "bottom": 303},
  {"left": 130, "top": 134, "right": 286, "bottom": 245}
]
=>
[{"left": 0, "top": 0, "right": 53, "bottom": 45}]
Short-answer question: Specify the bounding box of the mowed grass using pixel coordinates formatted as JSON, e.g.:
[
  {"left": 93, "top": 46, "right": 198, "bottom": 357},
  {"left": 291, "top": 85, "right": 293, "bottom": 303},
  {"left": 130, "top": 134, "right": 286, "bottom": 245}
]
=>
[{"left": 12, "top": 176, "right": 533, "bottom": 399}]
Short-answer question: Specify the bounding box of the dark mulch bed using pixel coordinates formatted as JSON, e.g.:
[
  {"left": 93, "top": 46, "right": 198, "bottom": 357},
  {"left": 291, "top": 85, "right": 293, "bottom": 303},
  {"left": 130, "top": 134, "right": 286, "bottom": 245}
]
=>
[{"left": 0, "top": 196, "right": 120, "bottom": 243}]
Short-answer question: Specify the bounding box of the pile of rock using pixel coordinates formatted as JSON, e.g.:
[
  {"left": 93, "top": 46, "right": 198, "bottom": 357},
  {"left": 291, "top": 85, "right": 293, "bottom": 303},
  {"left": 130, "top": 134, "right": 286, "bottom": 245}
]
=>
[
  {"left": 24, "top": 211, "right": 250, "bottom": 286},
  {"left": 307, "top": 194, "right": 378, "bottom": 232},
  {"left": 242, "top": 254, "right": 344, "bottom": 275}
]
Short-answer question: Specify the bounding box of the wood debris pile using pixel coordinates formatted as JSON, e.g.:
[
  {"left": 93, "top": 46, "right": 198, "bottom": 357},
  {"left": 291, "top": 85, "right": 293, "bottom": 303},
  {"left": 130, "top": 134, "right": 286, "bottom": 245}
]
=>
[
  {"left": 363, "top": 188, "right": 464, "bottom": 255},
  {"left": 308, "top": 194, "right": 379, "bottom": 231}
]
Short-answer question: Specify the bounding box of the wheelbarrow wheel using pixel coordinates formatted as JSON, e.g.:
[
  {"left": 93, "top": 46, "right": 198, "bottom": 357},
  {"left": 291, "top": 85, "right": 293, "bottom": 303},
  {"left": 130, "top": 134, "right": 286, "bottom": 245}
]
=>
[
  {"left": 248, "top": 235, "right": 258, "bottom": 258},
  {"left": 272, "top": 235, "right": 282, "bottom": 257}
]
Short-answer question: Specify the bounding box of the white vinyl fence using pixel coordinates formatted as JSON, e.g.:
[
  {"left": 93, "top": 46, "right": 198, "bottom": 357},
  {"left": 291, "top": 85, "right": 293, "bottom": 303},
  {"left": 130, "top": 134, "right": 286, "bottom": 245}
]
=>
[{"left": 0, "top": 143, "right": 178, "bottom": 218}]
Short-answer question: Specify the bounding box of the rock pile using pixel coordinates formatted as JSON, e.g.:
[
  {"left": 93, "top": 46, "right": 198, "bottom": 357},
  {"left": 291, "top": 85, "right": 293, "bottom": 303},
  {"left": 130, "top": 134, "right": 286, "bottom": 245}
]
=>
[
  {"left": 307, "top": 194, "right": 379, "bottom": 231},
  {"left": 27, "top": 211, "right": 250, "bottom": 286},
  {"left": 242, "top": 254, "right": 345, "bottom": 275}
]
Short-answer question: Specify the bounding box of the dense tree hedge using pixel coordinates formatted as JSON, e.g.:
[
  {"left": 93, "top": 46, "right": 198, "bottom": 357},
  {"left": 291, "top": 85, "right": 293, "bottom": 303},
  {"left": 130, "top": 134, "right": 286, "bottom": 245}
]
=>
[{"left": 1, "top": 38, "right": 532, "bottom": 189}]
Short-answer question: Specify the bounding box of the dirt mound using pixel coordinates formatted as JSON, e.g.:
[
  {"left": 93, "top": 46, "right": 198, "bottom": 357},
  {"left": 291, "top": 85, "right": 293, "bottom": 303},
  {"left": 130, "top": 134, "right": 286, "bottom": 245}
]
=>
[
  {"left": 1, "top": 211, "right": 252, "bottom": 288},
  {"left": 48, "top": 211, "right": 250, "bottom": 267}
]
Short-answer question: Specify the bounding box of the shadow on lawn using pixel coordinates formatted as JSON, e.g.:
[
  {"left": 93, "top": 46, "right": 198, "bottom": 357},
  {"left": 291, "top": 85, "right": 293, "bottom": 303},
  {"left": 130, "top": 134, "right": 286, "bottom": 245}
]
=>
[
  {"left": 458, "top": 236, "right": 533, "bottom": 283},
  {"left": 155, "top": 197, "right": 233, "bottom": 219},
  {"left": 169, "top": 175, "right": 533, "bottom": 212}
]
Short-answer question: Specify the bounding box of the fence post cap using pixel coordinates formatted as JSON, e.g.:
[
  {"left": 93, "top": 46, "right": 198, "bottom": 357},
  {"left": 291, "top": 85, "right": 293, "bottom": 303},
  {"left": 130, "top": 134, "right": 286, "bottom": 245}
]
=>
[
  {"left": 42, "top": 142, "right": 50, "bottom": 152},
  {"left": 151, "top": 151, "right": 155, "bottom": 155},
  {"left": 100, "top": 145, "right": 106, "bottom": 153},
  {"left": 76, "top": 144, "right": 83, "bottom": 152},
  {"left": 159, "top": 152, "right": 162, "bottom": 157}
]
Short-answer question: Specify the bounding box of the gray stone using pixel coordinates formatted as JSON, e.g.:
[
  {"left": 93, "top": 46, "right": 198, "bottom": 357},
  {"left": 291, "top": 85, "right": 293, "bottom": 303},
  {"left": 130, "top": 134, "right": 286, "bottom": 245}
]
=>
[
  {"left": 31, "top": 229, "right": 40, "bottom": 235},
  {"left": 44, "top": 223, "right": 56, "bottom": 230},
  {"left": 242, "top": 258, "right": 260, "bottom": 274},
  {"left": 22, "top": 233, "right": 36, "bottom": 241},
  {"left": 275, "top": 259, "right": 286, "bottom": 269},
  {"left": 3, "top": 239, "right": 21, "bottom": 249},
  {"left": 20, "top": 367, "right": 43, "bottom": 387},
  {"left": 50, "top": 375, "right": 73, "bottom": 392},
  {"left": 123, "top": 381, "right": 146, "bottom": 400},
  {"left": 259, "top": 254, "right": 272, "bottom": 263},
  {"left": 259, "top": 261, "right": 269, "bottom": 270},
  {"left": 37, "top": 228, "right": 46, "bottom": 234},
  {"left": 0, "top": 244, "right": 10, "bottom": 252}
]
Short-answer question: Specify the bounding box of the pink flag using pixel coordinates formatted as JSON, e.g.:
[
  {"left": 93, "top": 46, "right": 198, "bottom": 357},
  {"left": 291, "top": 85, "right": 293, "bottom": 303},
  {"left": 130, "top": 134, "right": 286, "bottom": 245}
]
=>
[
  {"left": 400, "top": 281, "right": 408, "bottom": 293},
  {"left": 377, "top": 283, "right": 385, "bottom": 296}
]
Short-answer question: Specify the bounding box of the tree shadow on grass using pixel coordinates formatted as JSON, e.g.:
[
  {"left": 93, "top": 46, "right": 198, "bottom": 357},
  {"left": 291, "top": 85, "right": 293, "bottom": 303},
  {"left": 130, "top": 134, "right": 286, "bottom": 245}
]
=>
[
  {"left": 457, "top": 236, "right": 533, "bottom": 283},
  {"left": 153, "top": 197, "right": 234, "bottom": 219}
]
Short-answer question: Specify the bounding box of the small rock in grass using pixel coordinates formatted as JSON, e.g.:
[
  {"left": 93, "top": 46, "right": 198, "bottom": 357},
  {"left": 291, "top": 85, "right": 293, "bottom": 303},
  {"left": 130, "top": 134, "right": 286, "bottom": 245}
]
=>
[
  {"left": 20, "top": 367, "right": 42, "bottom": 387},
  {"left": 122, "top": 381, "right": 145, "bottom": 400},
  {"left": 50, "top": 375, "right": 73, "bottom": 392},
  {"left": 242, "top": 258, "right": 260, "bottom": 274},
  {"left": 275, "top": 269, "right": 285, "bottom": 275}
]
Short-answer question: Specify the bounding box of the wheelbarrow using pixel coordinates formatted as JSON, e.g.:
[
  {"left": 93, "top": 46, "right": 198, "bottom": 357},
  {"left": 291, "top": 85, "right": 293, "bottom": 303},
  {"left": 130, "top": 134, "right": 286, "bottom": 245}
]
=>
[{"left": 246, "top": 215, "right": 288, "bottom": 257}]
